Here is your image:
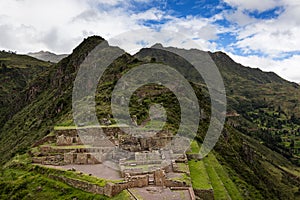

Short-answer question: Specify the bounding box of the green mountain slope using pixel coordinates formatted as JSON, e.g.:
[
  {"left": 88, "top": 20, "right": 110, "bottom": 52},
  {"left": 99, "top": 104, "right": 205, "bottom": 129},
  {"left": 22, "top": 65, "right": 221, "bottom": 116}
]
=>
[
  {"left": 0, "top": 51, "right": 52, "bottom": 128},
  {"left": 136, "top": 46, "right": 300, "bottom": 162},
  {"left": 0, "top": 36, "right": 105, "bottom": 164}
]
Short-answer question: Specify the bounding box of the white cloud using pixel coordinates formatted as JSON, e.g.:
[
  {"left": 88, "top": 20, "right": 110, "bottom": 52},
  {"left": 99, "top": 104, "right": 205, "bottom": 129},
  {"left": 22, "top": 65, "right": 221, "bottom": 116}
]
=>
[
  {"left": 222, "top": 0, "right": 300, "bottom": 57},
  {"left": 220, "top": 0, "right": 300, "bottom": 82},
  {"left": 0, "top": 0, "right": 166, "bottom": 54},
  {"left": 161, "top": 16, "right": 219, "bottom": 40},
  {"left": 0, "top": 0, "right": 299, "bottom": 82},
  {"left": 223, "top": 0, "right": 281, "bottom": 12},
  {"left": 0, "top": 0, "right": 88, "bottom": 53},
  {"left": 108, "top": 27, "right": 217, "bottom": 55},
  {"left": 231, "top": 14, "right": 300, "bottom": 57},
  {"left": 223, "top": 9, "right": 258, "bottom": 26},
  {"left": 131, "top": 8, "right": 164, "bottom": 21},
  {"left": 0, "top": 0, "right": 221, "bottom": 54}
]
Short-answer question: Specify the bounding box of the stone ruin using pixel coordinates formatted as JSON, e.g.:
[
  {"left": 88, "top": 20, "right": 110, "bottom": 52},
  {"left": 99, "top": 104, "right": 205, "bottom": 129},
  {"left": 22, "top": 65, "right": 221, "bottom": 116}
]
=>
[
  {"left": 31, "top": 126, "right": 200, "bottom": 199},
  {"left": 32, "top": 126, "right": 191, "bottom": 168},
  {"left": 56, "top": 134, "right": 81, "bottom": 146}
]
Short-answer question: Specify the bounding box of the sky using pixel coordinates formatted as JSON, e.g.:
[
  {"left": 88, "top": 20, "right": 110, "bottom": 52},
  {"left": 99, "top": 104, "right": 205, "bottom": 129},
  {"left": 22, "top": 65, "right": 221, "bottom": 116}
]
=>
[{"left": 0, "top": 0, "right": 299, "bottom": 82}]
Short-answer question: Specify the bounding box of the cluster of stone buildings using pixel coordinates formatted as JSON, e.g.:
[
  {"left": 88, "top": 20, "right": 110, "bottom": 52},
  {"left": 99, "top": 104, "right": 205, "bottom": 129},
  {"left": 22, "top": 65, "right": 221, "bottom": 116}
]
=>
[
  {"left": 32, "top": 126, "right": 188, "bottom": 165},
  {"left": 31, "top": 126, "right": 197, "bottom": 199}
]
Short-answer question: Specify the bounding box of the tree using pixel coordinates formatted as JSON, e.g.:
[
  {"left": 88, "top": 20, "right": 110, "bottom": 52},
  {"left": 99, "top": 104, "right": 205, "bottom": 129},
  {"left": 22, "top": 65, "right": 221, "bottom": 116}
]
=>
[
  {"left": 1, "top": 63, "right": 7, "bottom": 71},
  {"left": 290, "top": 139, "right": 295, "bottom": 148},
  {"left": 292, "top": 114, "right": 300, "bottom": 124}
]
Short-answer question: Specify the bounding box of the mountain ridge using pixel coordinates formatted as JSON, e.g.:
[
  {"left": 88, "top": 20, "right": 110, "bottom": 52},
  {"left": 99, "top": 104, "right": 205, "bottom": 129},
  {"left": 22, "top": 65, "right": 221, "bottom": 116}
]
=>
[{"left": 27, "top": 51, "right": 68, "bottom": 63}]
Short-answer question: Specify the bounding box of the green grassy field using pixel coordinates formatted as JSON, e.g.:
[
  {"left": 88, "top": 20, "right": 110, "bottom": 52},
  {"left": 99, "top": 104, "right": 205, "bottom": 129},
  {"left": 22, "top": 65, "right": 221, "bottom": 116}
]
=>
[
  {"left": 204, "top": 153, "right": 243, "bottom": 200},
  {"left": 0, "top": 155, "right": 129, "bottom": 200},
  {"left": 188, "top": 159, "right": 212, "bottom": 190},
  {"left": 188, "top": 141, "right": 243, "bottom": 199},
  {"left": 189, "top": 140, "right": 200, "bottom": 154}
]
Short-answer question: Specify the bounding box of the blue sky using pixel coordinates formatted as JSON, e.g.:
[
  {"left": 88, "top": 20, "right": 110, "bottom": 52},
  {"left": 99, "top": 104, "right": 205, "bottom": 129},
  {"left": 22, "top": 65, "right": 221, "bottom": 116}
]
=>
[{"left": 0, "top": 0, "right": 299, "bottom": 82}]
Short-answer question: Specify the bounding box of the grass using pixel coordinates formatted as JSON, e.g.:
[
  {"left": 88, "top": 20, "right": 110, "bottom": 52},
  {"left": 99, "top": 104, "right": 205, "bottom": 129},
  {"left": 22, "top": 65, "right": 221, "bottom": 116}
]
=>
[
  {"left": 204, "top": 153, "right": 243, "bottom": 200},
  {"left": 279, "top": 165, "right": 300, "bottom": 177},
  {"left": 32, "top": 164, "right": 109, "bottom": 187},
  {"left": 0, "top": 51, "right": 52, "bottom": 68},
  {"left": 140, "top": 119, "right": 166, "bottom": 130},
  {"left": 188, "top": 140, "right": 200, "bottom": 154},
  {"left": 6, "top": 154, "right": 111, "bottom": 187},
  {"left": 0, "top": 167, "right": 130, "bottom": 200},
  {"left": 177, "top": 162, "right": 189, "bottom": 173},
  {"left": 53, "top": 124, "right": 128, "bottom": 130},
  {"left": 41, "top": 144, "right": 92, "bottom": 149},
  {"left": 188, "top": 151, "right": 243, "bottom": 199},
  {"left": 188, "top": 159, "right": 211, "bottom": 190},
  {"left": 170, "top": 173, "right": 191, "bottom": 185},
  {"left": 124, "top": 164, "right": 161, "bottom": 172},
  {"left": 1, "top": 153, "right": 130, "bottom": 199},
  {"left": 55, "top": 119, "right": 75, "bottom": 127},
  {"left": 204, "top": 157, "right": 230, "bottom": 200}
]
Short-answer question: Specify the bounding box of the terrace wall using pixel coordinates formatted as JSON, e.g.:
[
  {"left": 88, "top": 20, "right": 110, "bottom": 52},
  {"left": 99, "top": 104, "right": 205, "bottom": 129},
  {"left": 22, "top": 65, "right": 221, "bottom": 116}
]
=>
[{"left": 194, "top": 189, "right": 214, "bottom": 200}]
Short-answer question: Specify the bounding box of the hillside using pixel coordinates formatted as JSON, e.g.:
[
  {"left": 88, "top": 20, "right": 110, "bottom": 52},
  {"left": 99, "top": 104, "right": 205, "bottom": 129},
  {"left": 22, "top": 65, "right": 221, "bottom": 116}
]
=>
[
  {"left": 136, "top": 46, "right": 300, "bottom": 162},
  {"left": 0, "top": 36, "right": 300, "bottom": 199},
  {"left": 0, "top": 51, "right": 52, "bottom": 128},
  {"left": 0, "top": 36, "right": 105, "bottom": 164}
]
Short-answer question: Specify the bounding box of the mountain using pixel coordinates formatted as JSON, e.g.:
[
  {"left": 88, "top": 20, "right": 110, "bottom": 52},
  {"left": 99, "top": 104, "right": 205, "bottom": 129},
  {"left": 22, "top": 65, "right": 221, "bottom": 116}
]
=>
[
  {"left": 0, "top": 36, "right": 300, "bottom": 199},
  {"left": 0, "top": 51, "right": 52, "bottom": 128},
  {"left": 136, "top": 46, "right": 300, "bottom": 161},
  {"left": 27, "top": 51, "right": 68, "bottom": 63}
]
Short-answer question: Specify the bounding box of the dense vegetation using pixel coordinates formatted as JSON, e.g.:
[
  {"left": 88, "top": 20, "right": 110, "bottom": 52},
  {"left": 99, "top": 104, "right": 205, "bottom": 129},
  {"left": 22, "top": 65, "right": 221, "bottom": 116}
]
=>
[
  {"left": 0, "top": 51, "right": 51, "bottom": 128},
  {"left": 210, "top": 52, "right": 300, "bottom": 161}
]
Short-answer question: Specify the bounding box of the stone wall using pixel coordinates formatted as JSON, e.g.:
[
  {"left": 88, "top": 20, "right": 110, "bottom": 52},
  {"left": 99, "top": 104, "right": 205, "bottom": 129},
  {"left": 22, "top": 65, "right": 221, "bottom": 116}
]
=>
[
  {"left": 64, "top": 153, "right": 102, "bottom": 164},
  {"left": 103, "top": 175, "right": 149, "bottom": 196},
  {"left": 49, "top": 175, "right": 105, "bottom": 195},
  {"left": 54, "top": 127, "right": 175, "bottom": 152},
  {"left": 186, "top": 154, "right": 202, "bottom": 160},
  {"left": 48, "top": 173, "right": 148, "bottom": 197},
  {"left": 39, "top": 146, "right": 77, "bottom": 154},
  {"left": 154, "top": 169, "right": 165, "bottom": 186},
  {"left": 102, "top": 127, "right": 128, "bottom": 137},
  {"left": 55, "top": 126, "right": 128, "bottom": 141},
  {"left": 55, "top": 129, "right": 78, "bottom": 137},
  {"left": 164, "top": 179, "right": 188, "bottom": 187},
  {"left": 42, "top": 166, "right": 193, "bottom": 197},
  {"left": 119, "top": 135, "right": 173, "bottom": 151},
  {"left": 194, "top": 189, "right": 214, "bottom": 200},
  {"left": 32, "top": 135, "right": 56, "bottom": 147},
  {"left": 56, "top": 134, "right": 78, "bottom": 146},
  {"left": 135, "top": 151, "right": 161, "bottom": 161},
  {"left": 139, "top": 137, "right": 173, "bottom": 151},
  {"left": 189, "top": 187, "right": 196, "bottom": 200},
  {"left": 32, "top": 155, "right": 64, "bottom": 165}
]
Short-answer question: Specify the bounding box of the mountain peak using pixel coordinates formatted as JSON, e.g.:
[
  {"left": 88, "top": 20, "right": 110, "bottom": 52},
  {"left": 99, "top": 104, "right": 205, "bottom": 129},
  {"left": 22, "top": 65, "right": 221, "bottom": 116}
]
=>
[
  {"left": 27, "top": 51, "right": 68, "bottom": 63},
  {"left": 27, "top": 36, "right": 105, "bottom": 63},
  {"left": 70, "top": 35, "right": 105, "bottom": 55},
  {"left": 151, "top": 43, "right": 164, "bottom": 49}
]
